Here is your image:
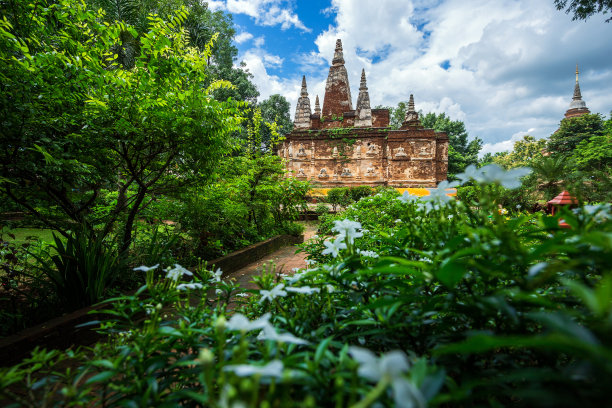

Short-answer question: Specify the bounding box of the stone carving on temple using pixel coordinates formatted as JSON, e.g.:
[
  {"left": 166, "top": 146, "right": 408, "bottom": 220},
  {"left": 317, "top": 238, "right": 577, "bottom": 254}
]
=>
[
  {"left": 340, "top": 168, "right": 352, "bottom": 177},
  {"left": 297, "top": 144, "right": 307, "bottom": 157},
  {"left": 365, "top": 167, "right": 376, "bottom": 178},
  {"left": 318, "top": 168, "right": 329, "bottom": 178},
  {"left": 395, "top": 146, "right": 408, "bottom": 158},
  {"left": 332, "top": 146, "right": 339, "bottom": 158},
  {"left": 296, "top": 168, "right": 307, "bottom": 177},
  {"left": 366, "top": 144, "right": 377, "bottom": 157},
  {"left": 419, "top": 145, "right": 430, "bottom": 156},
  {"left": 288, "top": 142, "right": 293, "bottom": 158}
]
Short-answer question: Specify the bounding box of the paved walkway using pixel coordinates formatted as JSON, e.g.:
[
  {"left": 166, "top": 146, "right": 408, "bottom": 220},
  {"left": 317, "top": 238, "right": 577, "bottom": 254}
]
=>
[{"left": 224, "top": 222, "right": 318, "bottom": 291}]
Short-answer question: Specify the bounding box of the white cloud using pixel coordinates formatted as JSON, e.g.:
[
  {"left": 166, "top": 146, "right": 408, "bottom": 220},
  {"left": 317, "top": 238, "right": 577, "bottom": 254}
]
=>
[
  {"left": 234, "top": 32, "right": 253, "bottom": 44},
  {"left": 238, "top": 0, "right": 611, "bottom": 146},
  {"left": 253, "top": 36, "right": 265, "bottom": 47},
  {"left": 480, "top": 128, "right": 537, "bottom": 156},
  {"left": 206, "top": 0, "right": 226, "bottom": 12},
  {"left": 217, "top": 0, "right": 310, "bottom": 32}
]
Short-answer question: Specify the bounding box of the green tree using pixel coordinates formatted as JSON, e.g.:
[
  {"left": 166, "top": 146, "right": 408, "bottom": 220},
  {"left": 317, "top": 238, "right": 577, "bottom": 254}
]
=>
[
  {"left": 258, "top": 94, "right": 292, "bottom": 149},
  {"left": 548, "top": 113, "right": 606, "bottom": 154},
  {"left": 493, "top": 135, "right": 547, "bottom": 169},
  {"left": 554, "top": 0, "right": 612, "bottom": 22},
  {"left": 0, "top": 0, "right": 243, "bottom": 254},
  {"left": 420, "top": 112, "right": 482, "bottom": 177},
  {"left": 86, "top": 0, "right": 259, "bottom": 102}
]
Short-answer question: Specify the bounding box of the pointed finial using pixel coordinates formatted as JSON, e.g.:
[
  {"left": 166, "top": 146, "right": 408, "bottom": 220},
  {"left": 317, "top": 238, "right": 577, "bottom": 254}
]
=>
[
  {"left": 301, "top": 75, "right": 308, "bottom": 96},
  {"left": 408, "top": 94, "right": 415, "bottom": 112},
  {"left": 403, "top": 94, "right": 419, "bottom": 124},
  {"left": 576, "top": 63, "right": 579, "bottom": 83},
  {"left": 332, "top": 39, "right": 345, "bottom": 66},
  {"left": 360, "top": 69, "right": 367, "bottom": 90},
  {"left": 314, "top": 95, "right": 321, "bottom": 115}
]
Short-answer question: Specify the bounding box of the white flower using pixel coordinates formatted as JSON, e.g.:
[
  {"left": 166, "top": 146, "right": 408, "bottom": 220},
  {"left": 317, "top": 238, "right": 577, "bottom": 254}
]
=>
[
  {"left": 134, "top": 264, "right": 159, "bottom": 272},
  {"left": 456, "top": 164, "right": 481, "bottom": 185},
  {"left": 285, "top": 271, "right": 306, "bottom": 284},
  {"left": 357, "top": 249, "right": 379, "bottom": 258},
  {"left": 227, "top": 313, "right": 271, "bottom": 332},
  {"left": 235, "top": 292, "right": 249, "bottom": 297},
  {"left": 325, "top": 284, "right": 335, "bottom": 293},
  {"left": 165, "top": 264, "right": 193, "bottom": 282},
  {"left": 286, "top": 286, "right": 320, "bottom": 295},
  {"left": 332, "top": 219, "right": 363, "bottom": 244},
  {"left": 259, "top": 284, "right": 287, "bottom": 303},
  {"left": 516, "top": 204, "right": 522, "bottom": 209},
  {"left": 177, "top": 283, "right": 203, "bottom": 291},
  {"left": 349, "top": 347, "right": 425, "bottom": 408},
  {"left": 394, "top": 219, "right": 402, "bottom": 223},
  {"left": 322, "top": 238, "right": 347, "bottom": 258},
  {"left": 479, "top": 164, "right": 531, "bottom": 189},
  {"left": 257, "top": 325, "right": 309, "bottom": 345},
  {"left": 223, "top": 360, "right": 284, "bottom": 378},
  {"left": 397, "top": 191, "right": 419, "bottom": 203},
  {"left": 210, "top": 268, "right": 223, "bottom": 283},
  {"left": 447, "top": 214, "right": 453, "bottom": 220}
]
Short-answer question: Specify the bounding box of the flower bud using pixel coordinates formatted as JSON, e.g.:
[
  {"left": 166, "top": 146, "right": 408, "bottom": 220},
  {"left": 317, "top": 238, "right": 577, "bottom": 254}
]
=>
[{"left": 197, "top": 348, "right": 214, "bottom": 365}]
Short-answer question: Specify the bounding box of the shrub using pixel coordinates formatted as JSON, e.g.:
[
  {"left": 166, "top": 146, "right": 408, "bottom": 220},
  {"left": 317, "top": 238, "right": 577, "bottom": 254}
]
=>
[{"left": 349, "top": 185, "right": 374, "bottom": 202}]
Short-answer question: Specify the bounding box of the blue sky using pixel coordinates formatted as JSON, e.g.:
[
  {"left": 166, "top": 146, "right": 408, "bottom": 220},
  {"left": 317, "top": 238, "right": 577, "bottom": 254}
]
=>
[{"left": 207, "top": 0, "right": 612, "bottom": 154}]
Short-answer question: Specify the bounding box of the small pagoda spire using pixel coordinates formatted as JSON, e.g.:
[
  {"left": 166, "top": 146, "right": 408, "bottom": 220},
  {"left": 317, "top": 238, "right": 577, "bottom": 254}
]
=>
[
  {"left": 332, "top": 39, "right": 345, "bottom": 66},
  {"left": 565, "top": 63, "right": 589, "bottom": 118},
  {"left": 355, "top": 68, "right": 372, "bottom": 127},
  {"left": 402, "top": 94, "right": 421, "bottom": 127},
  {"left": 301, "top": 75, "right": 308, "bottom": 96},
  {"left": 294, "top": 75, "right": 311, "bottom": 129},
  {"left": 572, "top": 63, "right": 582, "bottom": 101},
  {"left": 314, "top": 95, "right": 321, "bottom": 116}
]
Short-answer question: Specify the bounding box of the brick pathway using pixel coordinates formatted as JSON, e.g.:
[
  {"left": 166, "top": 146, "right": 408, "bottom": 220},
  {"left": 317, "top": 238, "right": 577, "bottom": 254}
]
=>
[{"left": 224, "top": 222, "right": 318, "bottom": 291}]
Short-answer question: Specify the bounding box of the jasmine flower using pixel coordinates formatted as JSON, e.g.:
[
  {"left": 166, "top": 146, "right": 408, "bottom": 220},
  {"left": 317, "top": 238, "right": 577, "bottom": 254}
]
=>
[
  {"left": 177, "top": 282, "right": 203, "bottom": 291},
  {"left": 227, "top": 313, "right": 271, "bottom": 332},
  {"left": 332, "top": 219, "right": 363, "bottom": 244},
  {"left": 397, "top": 191, "right": 419, "bottom": 203},
  {"left": 223, "top": 360, "right": 284, "bottom": 378},
  {"left": 134, "top": 264, "right": 159, "bottom": 272},
  {"left": 322, "top": 238, "right": 347, "bottom": 258},
  {"left": 349, "top": 347, "right": 425, "bottom": 408},
  {"left": 165, "top": 264, "right": 193, "bottom": 281},
  {"left": 257, "top": 325, "right": 309, "bottom": 345},
  {"left": 286, "top": 286, "right": 320, "bottom": 294},
  {"left": 259, "top": 284, "right": 287, "bottom": 303}
]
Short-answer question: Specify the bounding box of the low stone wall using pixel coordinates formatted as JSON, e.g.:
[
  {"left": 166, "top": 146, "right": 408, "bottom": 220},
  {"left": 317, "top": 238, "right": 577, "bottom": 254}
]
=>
[
  {"left": 211, "top": 234, "right": 304, "bottom": 279},
  {"left": 0, "top": 233, "right": 304, "bottom": 367}
]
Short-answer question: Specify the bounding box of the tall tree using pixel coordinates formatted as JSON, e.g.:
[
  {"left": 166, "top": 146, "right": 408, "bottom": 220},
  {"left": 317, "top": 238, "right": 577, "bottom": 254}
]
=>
[
  {"left": 258, "top": 94, "right": 292, "bottom": 149},
  {"left": 420, "top": 112, "right": 482, "bottom": 177},
  {"left": 0, "top": 0, "right": 243, "bottom": 253},
  {"left": 493, "top": 135, "right": 547, "bottom": 169},
  {"left": 548, "top": 113, "right": 606, "bottom": 155},
  {"left": 554, "top": 0, "right": 612, "bottom": 22}
]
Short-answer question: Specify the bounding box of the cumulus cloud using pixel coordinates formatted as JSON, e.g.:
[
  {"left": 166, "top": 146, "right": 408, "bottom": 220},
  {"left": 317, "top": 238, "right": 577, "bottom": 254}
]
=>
[
  {"left": 234, "top": 32, "right": 253, "bottom": 44},
  {"left": 238, "top": 0, "right": 612, "bottom": 146},
  {"left": 481, "top": 128, "right": 538, "bottom": 156},
  {"left": 212, "top": 0, "right": 310, "bottom": 32}
]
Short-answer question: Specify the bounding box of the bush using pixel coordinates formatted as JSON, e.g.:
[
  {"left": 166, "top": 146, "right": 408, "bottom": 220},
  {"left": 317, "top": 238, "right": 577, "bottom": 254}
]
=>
[
  {"left": 326, "top": 187, "right": 351, "bottom": 211},
  {"left": 349, "top": 185, "right": 374, "bottom": 202}
]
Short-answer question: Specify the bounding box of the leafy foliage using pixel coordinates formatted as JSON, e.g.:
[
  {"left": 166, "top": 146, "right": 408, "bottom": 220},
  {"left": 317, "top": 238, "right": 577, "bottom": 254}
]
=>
[{"left": 554, "top": 0, "right": 612, "bottom": 22}]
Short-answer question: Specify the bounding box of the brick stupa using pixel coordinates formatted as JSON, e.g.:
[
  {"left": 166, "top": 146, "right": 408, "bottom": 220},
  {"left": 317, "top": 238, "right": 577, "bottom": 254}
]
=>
[{"left": 279, "top": 39, "right": 449, "bottom": 187}]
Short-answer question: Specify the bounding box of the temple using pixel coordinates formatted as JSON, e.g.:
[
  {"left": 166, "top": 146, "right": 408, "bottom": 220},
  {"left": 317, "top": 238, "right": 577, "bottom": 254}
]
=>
[
  {"left": 564, "top": 64, "right": 590, "bottom": 119},
  {"left": 279, "top": 39, "right": 449, "bottom": 187}
]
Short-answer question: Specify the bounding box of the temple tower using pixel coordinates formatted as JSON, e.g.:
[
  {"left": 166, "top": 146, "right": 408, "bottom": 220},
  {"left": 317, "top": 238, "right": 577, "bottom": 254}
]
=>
[
  {"left": 401, "top": 94, "right": 421, "bottom": 128},
  {"left": 355, "top": 69, "right": 373, "bottom": 127},
  {"left": 293, "top": 76, "right": 312, "bottom": 129},
  {"left": 322, "top": 39, "right": 353, "bottom": 119},
  {"left": 564, "top": 64, "right": 590, "bottom": 119}
]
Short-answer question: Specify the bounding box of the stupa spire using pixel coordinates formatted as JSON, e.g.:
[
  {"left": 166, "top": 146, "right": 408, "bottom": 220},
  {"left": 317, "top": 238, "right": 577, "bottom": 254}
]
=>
[
  {"left": 322, "top": 38, "right": 353, "bottom": 119},
  {"left": 314, "top": 95, "right": 321, "bottom": 116},
  {"left": 565, "top": 63, "right": 589, "bottom": 118},
  {"left": 294, "top": 75, "right": 311, "bottom": 129},
  {"left": 332, "top": 39, "right": 345, "bottom": 66},
  {"left": 402, "top": 94, "right": 421, "bottom": 127},
  {"left": 355, "top": 69, "right": 372, "bottom": 127}
]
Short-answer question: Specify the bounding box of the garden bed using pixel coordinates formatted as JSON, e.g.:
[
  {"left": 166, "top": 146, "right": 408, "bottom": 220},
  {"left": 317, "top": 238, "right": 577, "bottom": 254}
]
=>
[{"left": 0, "top": 232, "right": 304, "bottom": 367}]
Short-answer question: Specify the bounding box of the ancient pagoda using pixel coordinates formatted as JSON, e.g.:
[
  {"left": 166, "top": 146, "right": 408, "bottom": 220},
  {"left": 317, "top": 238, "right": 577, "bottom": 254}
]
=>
[
  {"left": 564, "top": 64, "right": 590, "bottom": 119},
  {"left": 279, "top": 39, "right": 449, "bottom": 187}
]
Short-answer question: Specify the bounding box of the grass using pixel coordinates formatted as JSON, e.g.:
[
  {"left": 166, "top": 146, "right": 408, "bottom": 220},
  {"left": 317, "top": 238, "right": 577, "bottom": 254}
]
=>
[{"left": 1, "top": 227, "right": 58, "bottom": 245}]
